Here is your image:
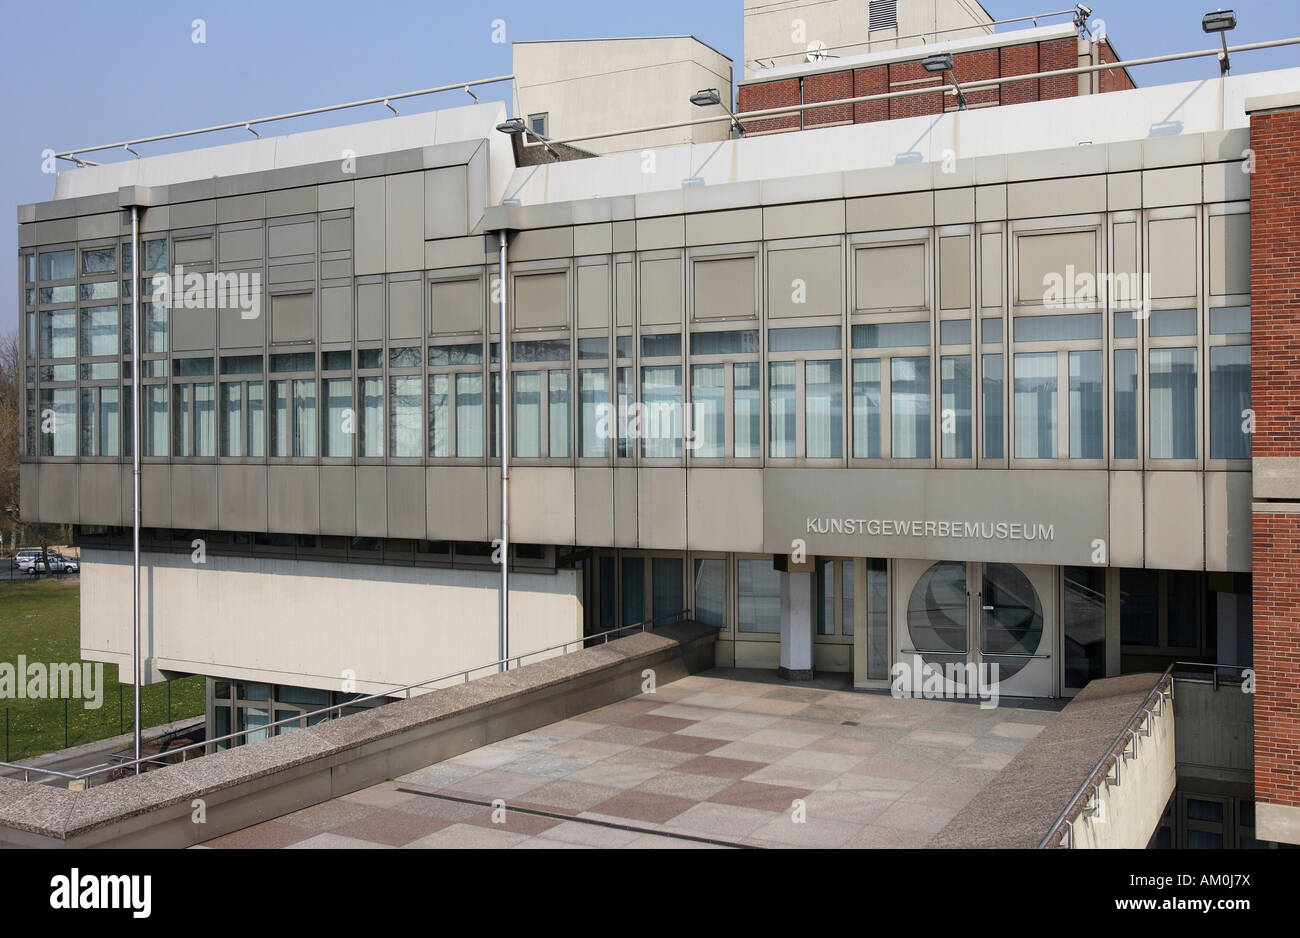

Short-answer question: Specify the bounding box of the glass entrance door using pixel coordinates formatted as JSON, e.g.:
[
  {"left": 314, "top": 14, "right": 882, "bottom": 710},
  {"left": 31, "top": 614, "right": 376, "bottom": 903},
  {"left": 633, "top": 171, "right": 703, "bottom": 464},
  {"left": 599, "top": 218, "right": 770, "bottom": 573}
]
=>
[{"left": 895, "top": 559, "right": 1057, "bottom": 699}]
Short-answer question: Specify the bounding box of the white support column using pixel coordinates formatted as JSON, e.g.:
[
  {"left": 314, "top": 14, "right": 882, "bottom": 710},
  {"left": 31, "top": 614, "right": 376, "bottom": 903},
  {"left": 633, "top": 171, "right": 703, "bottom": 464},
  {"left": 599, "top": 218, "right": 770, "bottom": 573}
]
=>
[{"left": 779, "top": 568, "right": 815, "bottom": 681}]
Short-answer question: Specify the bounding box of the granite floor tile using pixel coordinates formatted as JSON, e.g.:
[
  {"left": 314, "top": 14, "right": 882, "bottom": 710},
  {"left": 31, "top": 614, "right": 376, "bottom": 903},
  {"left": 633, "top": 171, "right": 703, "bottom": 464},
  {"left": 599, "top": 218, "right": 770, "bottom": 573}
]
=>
[
  {"left": 513, "top": 779, "right": 622, "bottom": 814},
  {"left": 206, "top": 820, "right": 315, "bottom": 849},
  {"left": 277, "top": 799, "right": 377, "bottom": 832},
  {"left": 329, "top": 808, "right": 451, "bottom": 846},
  {"left": 708, "top": 780, "right": 812, "bottom": 813},
  {"left": 664, "top": 802, "right": 781, "bottom": 839},
  {"left": 540, "top": 820, "right": 645, "bottom": 848},
  {"left": 587, "top": 790, "right": 696, "bottom": 824},
  {"left": 621, "top": 714, "right": 698, "bottom": 733},
  {"left": 401, "top": 823, "right": 529, "bottom": 849},
  {"left": 746, "top": 815, "right": 860, "bottom": 849},
  {"left": 634, "top": 770, "right": 735, "bottom": 801},
  {"left": 565, "top": 760, "right": 663, "bottom": 790},
  {"left": 642, "top": 733, "right": 728, "bottom": 755},
  {"left": 286, "top": 832, "right": 391, "bottom": 849},
  {"left": 873, "top": 800, "right": 961, "bottom": 834},
  {"left": 672, "top": 754, "right": 769, "bottom": 779}
]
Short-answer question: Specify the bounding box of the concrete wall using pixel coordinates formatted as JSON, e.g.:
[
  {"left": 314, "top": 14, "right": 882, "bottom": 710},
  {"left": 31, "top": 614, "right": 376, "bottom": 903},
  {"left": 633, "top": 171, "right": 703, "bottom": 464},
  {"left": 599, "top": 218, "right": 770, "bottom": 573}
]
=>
[
  {"left": 743, "top": 0, "right": 994, "bottom": 77},
  {"left": 513, "top": 38, "right": 734, "bottom": 155},
  {"left": 79, "top": 549, "right": 581, "bottom": 694}
]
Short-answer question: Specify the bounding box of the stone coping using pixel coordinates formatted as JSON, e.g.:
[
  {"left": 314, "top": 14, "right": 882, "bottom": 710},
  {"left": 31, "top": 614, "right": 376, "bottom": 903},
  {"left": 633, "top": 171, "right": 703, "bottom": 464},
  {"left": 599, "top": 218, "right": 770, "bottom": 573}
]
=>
[
  {"left": 928, "top": 672, "right": 1170, "bottom": 849},
  {"left": 0, "top": 622, "right": 717, "bottom": 843}
]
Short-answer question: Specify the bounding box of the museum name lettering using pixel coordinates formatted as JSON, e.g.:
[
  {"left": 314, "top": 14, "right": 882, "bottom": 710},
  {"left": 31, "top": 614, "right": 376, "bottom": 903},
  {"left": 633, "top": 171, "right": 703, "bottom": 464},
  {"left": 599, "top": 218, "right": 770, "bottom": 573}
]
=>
[{"left": 806, "top": 518, "right": 1055, "bottom": 542}]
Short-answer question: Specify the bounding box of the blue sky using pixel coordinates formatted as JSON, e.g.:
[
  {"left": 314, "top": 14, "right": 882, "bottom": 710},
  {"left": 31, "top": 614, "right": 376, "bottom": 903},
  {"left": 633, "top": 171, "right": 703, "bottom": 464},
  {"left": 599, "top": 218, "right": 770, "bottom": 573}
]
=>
[{"left": 2, "top": 0, "right": 1298, "bottom": 332}]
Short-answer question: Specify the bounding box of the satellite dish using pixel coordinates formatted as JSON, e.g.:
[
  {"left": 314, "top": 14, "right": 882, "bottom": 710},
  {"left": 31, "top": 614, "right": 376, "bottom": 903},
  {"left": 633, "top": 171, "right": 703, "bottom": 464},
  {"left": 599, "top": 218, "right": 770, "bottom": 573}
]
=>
[{"left": 805, "top": 40, "right": 828, "bottom": 62}]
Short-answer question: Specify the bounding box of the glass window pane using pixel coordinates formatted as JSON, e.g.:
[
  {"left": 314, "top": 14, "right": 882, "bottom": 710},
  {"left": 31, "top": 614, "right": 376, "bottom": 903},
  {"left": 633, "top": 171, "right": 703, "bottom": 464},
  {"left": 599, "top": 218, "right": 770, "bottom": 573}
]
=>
[
  {"left": 690, "top": 330, "right": 759, "bottom": 356},
  {"left": 817, "top": 559, "right": 834, "bottom": 635},
  {"left": 734, "top": 362, "right": 760, "bottom": 458},
  {"left": 514, "top": 372, "right": 541, "bottom": 458},
  {"left": 80, "top": 281, "right": 118, "bottom": 301},
  {"left": 455, "top": 373, "right": 483, "bottom": 457},
  {"left": 891, "top": 356, "right": 931, "bottom": 459},
  {"left": 39, "top": 388, "right": 76, "bottom": 456},
  {"left": 146, "top": 302, "right": 168, "bottom": 353},
  {"left": 195, "top": 382, "right": 215, "bottom": 457},
  {"left": 982, "top": 354, "right": 1003, "bottom": 459},
  {"left": 292, "top": 379, "right": 317, "bottom": 457},
  {"left": 1210, "top": 345, "right": 1250, "bottom": 459},
  {"left": 842, "top": 560, "right": 854, "bottom": 636},
  {"left": 548, "top": 370, "right": 570, "bottom": 458},
  {"left": 940, "top": 355, "right": 972, "bottom": 459},
  {"left": 1069, "top": 350, "right": 1103, "bottom": 459},
  {"left": 79, "top": 306, "right": 118, "bottom": 357},
  {"left": 577, "top": 337, "right": 608, "bottom": 360},
  {"left": 805, "top": 359, "right": 842, "bottom": 459},
  {"left": 1150, "top": 348, "right": 1197, "bottom": 459},
  {"left": 82, "top": 247, "right": 116, "bottom": 275},
  {"left": 1064, "top": 566, "right": 1106, "bottom": 689},
  {"left": 1210, "top": 306, "right": 1250, "bottom": 335},
  {"left": 143, "top": 238, "right": 167, "bottom": 271},
  {"left": 429, "top": 373, "right": 450, "bottom": 457},
  {"left": 579, "top": 369, "right": 609, "bottom": 458},
  {"left": 1013, "top": 312, "right": 1102, "bottom": 342},
  {"left": 690, "top": 364, "right": 725, "bottom": 458},
  {"left": 246, "top": 382, "right": 264, "bottom": 457},
  {"left": 1014, "top": 353, "right": 1057, "bottom": 459},
  {"left": 1114, "top": 311, "right": 1138, "bottom": 340},
  {"left": 853, "top": 359, "right": 882, "bottom": 459},
  {"left": 940, "top": 320, "right": 970, "bottom": 346},
  {"left": 1120, "top": 568, "right": 1159, "bottom": 646},
  {"left": 1150, "top": 309, "right": 1197, "bottom": 337},
  {"left": 692, "top": 558, "right": 727, "bottom": 628},
  {"left": 1114, "top": 349, "right": 1139, "bottom": 460},
  {"left": 652, "top": 557, "right": 684, "bottom": 621},
  {"left": 866, "top": 558, "right": 888, "bottom": 680},
  {"left": 616, "top": 367, "right": 633, "bottom": 458},
  {"left": 641, "top": 365, "right": 682, "bottom": 458},
  {"left": 323, "top": 378, "right": 353, "bottom": 457},
  {"left": 172, "top": 383, "right": 193, "bottom": 456},
  {"left": 146, "top": 385, "right": 168, "bottom": 457},
  {"left": 981, "top": 317, "right": 1003, "bottom": 344},
  {"left": 359, "top": 377, "right": 383, "bottom": 457},
  {"left": 40, "top": 309, "right": 76, "bottom": 359},
  {"left": 221, "top": 382, "right": 244, "bottom": 457},
  {"left": 769, "top": 326, "right": 840, "bottom": 352},
  {"left": 389, "top": 375, "right": 422, "bottom": 457},
  {"left": 769, "top": 361, "right": 796, "bottom": 458},
  {"left": 640, "top": 334, "right": 681, "bottom": 358},
  {"left": 852, "top": 322, "right": 929, "bottom": 349},
  {"left": 737, "top": 558, "right": 782, "bottom": 633},
  {"left": 621, "top": 557, "right": 645, "bottom": 626},
  {"left": 38, "top": 250, "right": 75, "bottom": 281}
]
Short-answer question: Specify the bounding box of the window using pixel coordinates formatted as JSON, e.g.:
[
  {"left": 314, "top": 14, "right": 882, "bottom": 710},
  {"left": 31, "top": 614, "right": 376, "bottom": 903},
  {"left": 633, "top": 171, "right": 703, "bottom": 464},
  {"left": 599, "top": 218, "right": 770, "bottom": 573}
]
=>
[
  {"left": 39, "top": 387, "right": 76, "bottom": 456},
  {"left": 982, "top": 354, "right": 1004, "bottom": 459},
  {"left": 852, "top": 359, "right": 882, "bottom": 458},
  {"left": 269, "top": 355, "right": 317, "bottom": 458},
  {"left": 38, "top": 250, "right": 75, "bottom": 282},
  {"left": 891, "top": 356, "right": 930, "bottom": 459},
  {"left": 940, "top": 355, "right": 972, "bottom": 458},
  {"left": 528, "top": 113, "right": 549, "bottom": 137},
  {"left": 1210, "top": 345, "right": 1250, "bottom": 459},
  {"left": 816, "top": 558, "right": 855, "bottom": 637},
  {"left": 173, "top": 360, "right": 216, "bottom": 457},
  {"left": 1014, "top": 353, "right": 1056, "bottom": 459},
  {"left": 1150, "top": 348, "right": 1197, "bottom": 459},
  {"left": 79, "top": 387, "right": 120, "bottom": 457},
  {"left": 578, "top": 338, "right": 609, "bottom": 458},
  {"left": 323, "top": 377, "right": 353, "bottom": 457},
  {"left": 1114, "top": 349, "right": 1139, "bottom": 460},
  {"left": 428, "top": 341, "right": 485, "bottom": 458},
  {"left": 1068, "top": 350, "right": 1103, "bottom": 459},
  {"left": 82, "top": 247, "right": 116, "bottom": 275},
  {"left": 80, "top": 306, "right": 118, "bottom": 358},
  {"left": 805, "top": 360, "right": 842, "bottom": 458},
  {"left": 769, "top": 361, "right": 796, "bottom": 458},
  {"left": 511, "top": 339, "right": 570, "bottom": 458},
  {"left": 1064, "top": 566, "right": 1106, "bottom": 690},
  {"left": 690, "top": 364, "right": 724, "bottom": 458},
  {"left": 689, "top": 329, "right": 759, "bottom": 460},
  {"left": 734, "top": 362, "right": 760, "bottom": 458},
  {"left": 865, "top": 558, "right": 888, "bottom": 680},
  {"left": 39, "top": 309, "right": 76, "bottom": 359},
  {"left": 737, "top": 557, "right": 782, "bottom": 634},
  {"left": 692, "top": 557, "right": 727, "bottom": 629}
]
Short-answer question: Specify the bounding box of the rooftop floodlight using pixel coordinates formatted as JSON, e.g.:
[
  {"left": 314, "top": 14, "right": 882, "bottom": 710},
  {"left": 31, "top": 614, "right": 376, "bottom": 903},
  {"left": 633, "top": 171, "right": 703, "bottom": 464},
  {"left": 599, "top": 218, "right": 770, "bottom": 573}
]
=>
[
  {"left": 496, "top": 116, "right": 560, "bottom": 160},
  {"left": 1202, "top": 9, "right": 1237, "bottom": 74},
  {"left": 922, "top": 53, "right": 954, "bottom": 74},
  {"left": 690, "top": 87, "right": 746, "bottom": 137},
  {"left": 921, "top": 54, "right": 968, "bottom": 110}
]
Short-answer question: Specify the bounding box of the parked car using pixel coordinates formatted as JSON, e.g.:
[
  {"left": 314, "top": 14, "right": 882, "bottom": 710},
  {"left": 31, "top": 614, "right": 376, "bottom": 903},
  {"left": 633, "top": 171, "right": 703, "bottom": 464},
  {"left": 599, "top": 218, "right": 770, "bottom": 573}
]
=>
[
  {"left": 12, "top": 549, "right": 44, "bottom": 571},
  {"left": 28, "top": 553, "right": 79, "bottom": 575}
]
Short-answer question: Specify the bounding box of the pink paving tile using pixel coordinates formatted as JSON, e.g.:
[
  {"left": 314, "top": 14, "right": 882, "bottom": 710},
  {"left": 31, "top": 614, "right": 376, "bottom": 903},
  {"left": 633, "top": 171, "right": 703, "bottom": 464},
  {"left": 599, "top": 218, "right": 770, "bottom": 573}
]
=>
[
  {"left": 206, "top": 820, "right": 315, "bottom": 849},
  {"left": 588, "top": 790, "right": 697, "bottom": 824},
  {"left": 708, "top": 780, "right": 813, "bottom": 813},
  {"left": 329, "top": 808, "right": 452, "bottom": 846},
  {"left": 671, "top": 754, "right": 769, "bottom": 779},
  {"left": 620, "top": 714, "right": 698, "bottom": 733},
  {"left": 642, "top": 733, "right": 728, "bottom": 755}
]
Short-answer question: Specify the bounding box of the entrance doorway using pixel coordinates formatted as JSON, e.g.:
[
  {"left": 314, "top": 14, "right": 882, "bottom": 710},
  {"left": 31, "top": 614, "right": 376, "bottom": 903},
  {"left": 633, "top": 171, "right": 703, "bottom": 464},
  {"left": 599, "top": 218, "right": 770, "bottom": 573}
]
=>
[{"left": 894, "top": 559, "right": 1058, "bottom": 698}]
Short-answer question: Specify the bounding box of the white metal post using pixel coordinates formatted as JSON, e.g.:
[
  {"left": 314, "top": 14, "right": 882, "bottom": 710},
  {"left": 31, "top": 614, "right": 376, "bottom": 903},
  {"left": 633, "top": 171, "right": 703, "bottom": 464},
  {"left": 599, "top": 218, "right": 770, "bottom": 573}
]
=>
[
  {"left": 130, "top": 205, "right": 142, "bottom": 771},
  {"left": 498, "top": 230, "right": 509, "bottom": 672}
]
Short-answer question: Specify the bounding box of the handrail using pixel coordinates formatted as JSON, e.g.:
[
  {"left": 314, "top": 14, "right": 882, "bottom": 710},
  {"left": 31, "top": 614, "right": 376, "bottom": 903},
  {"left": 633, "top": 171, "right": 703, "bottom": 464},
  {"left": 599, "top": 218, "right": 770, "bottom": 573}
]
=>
[
  {"left": 0, "top": 608, "right": 692, "bottom": 786},
  {"left": 1172, "top": 659, "right": 1251, "bottom": 691},
  {"left": 746, "top": 7, "right": 1080, "bottom": 70},
  {"left": 54, "top": 74, "right": 514, "bottom": 165},
  {"left": 1037, "top": 665, "right": 1175, "bottom": 849}
]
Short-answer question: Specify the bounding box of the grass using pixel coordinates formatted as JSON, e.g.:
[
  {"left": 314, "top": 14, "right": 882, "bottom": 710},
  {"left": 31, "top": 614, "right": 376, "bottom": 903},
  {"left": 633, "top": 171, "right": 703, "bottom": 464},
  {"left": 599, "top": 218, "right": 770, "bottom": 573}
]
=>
[{"left": 0, "top": 577, "right": 205, "bottom": 763}]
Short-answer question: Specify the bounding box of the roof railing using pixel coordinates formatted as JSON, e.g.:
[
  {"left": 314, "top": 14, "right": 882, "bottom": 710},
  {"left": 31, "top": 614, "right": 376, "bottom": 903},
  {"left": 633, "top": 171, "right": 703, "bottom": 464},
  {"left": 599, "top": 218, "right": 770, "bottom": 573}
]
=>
[
  {"left": 746, "top": 6, "right": 1084, "bottom": 71},
  {"left": 529, "top": 35, "right": 1300, "bottom": 152},
  {"left": 0, "top": 608, "right": 693, "bottom": 787},
  {"left": 53, "top": 74, "right": 514, "bottom": 167}
]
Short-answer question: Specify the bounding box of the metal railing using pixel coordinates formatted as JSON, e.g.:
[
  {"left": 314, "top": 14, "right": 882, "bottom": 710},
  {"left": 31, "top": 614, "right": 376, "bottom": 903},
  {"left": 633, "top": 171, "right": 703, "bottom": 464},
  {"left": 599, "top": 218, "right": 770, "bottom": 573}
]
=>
[
  {"left": 746, "top": 7, "right": 1082, "bottom": 71},
  {"left": 1037, "top": 665, "right": 1175, "bottom": 849},
  {"left": 535, "top": 35, "right": 1300, "bottom": 152},
  {"left": 0, "top": 609, "right": 691, "bottom": 787},
  {"left": 53, "top": 74, "right": 513, "bottom": 166},
  {"left": 1171, "top": 660, "right": 1251, "bottom": 691}
]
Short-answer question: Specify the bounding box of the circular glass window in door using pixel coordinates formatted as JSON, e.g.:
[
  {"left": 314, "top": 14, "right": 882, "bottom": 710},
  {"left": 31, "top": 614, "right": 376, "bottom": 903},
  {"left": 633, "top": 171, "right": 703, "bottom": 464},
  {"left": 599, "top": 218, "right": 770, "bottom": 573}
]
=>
[
  {"left": 980, "top": 563, "right": 1043, "bottom": 679},
  {"left": 906, "top": 561, "right": 969, "bottom": 676}
]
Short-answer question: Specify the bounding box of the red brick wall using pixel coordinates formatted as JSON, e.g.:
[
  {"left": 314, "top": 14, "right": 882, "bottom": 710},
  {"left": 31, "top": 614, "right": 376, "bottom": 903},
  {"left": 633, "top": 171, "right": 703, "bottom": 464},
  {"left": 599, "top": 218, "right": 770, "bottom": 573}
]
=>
[
  {"left": 738, "top": 37, "right": 1135, "bottom": 136},
  {"left": 1099, "top": 39, "right": 1136, "bottom": 93},
  {"left": 736, "top": 78, "right": 800, "bottom": 135},
  {"left": 1000, "top": 42, "right": 1040, "bottom": 105},
  {"left": 1251, "top": 106, "right": 1300, "bottom": 814},
  {"left": 804, "top": 70, "right": 853, "bottom": 127},
  {"left": 1039, "top": 37, "right": 1079, "bottom": 100}
]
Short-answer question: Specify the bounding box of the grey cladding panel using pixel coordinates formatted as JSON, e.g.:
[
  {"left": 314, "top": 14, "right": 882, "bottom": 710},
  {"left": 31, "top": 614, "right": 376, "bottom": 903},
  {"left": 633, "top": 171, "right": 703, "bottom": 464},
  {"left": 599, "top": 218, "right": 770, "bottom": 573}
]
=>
[
  {"left": 694, "top": 256, "right": 755, "bottom": 320},
  {"left": 357, "top": 282, "right": 383, "bottom": 340},
  {"left": 425, "top": 165, "right": 469, "bottom": 240},
  {"left": 321, "top": 285, "right": 353, "bottom": 343},
  {"left": 577, "top": 265, "right": 610, "bottom": 330},
  {"left": 354, "top": 177, "right": 385, "bottom": 275},
  {"left": 514, "top": 271, "right": 568, "bottom": 330},
  {"left": 271, "top": 293, "right": 315, "bottom": 343},
  {"left": 385, "top": 172, "right": 425, "bottom": 272},
  {"left": 269, "top": 221, "right": 316, "bottom": 258},
  {"left": 388, "top": 279, "right": 423, "bottom": 339},
  {"left": 219, "top": 227, "right": 264, "bottom": 263},
  {"left": 768, "top": 246, "right": 841, "bottom": 318},
  {"left": 430, "top": 278, "right": 482, "bottom": 334},
  {"left": 320, "top": 217, "right": 353, "bottom": 254},
  {"left": 640, "top": 258, "right": 682, "bottom": 326}
]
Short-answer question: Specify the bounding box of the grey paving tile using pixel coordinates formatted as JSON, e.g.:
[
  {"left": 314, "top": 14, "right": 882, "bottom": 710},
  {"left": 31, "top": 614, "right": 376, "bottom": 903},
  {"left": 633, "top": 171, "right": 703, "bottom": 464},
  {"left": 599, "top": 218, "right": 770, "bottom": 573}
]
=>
[
  {"left": 401, "top": 823, "right": 529, "bottom": 849},
  {"left": 286, "top": 832, "right": 392, "bottom": 849},
  {"left": 664, "top": 802, "right": 781, "bottom": 839}
]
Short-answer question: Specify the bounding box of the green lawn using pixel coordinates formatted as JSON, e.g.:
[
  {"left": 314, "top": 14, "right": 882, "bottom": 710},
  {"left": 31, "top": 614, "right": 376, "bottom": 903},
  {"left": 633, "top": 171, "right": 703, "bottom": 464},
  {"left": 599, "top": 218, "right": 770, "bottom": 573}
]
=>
[{"left": 0, "top": 577, "right": 205, "bottom": 763}]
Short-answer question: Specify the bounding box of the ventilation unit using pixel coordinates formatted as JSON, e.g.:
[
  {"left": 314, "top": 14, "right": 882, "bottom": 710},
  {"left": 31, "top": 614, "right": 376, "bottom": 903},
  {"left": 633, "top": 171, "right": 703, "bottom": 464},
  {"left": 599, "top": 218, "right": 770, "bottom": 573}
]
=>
[{"left": 868, "top": 0, "right": 899, "bottom": 31}]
